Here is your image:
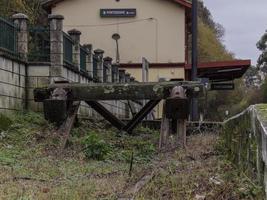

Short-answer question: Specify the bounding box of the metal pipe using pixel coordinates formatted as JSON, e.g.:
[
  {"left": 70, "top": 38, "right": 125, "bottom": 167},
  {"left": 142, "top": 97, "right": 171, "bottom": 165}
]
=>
[
  {"left": 191, "top": 0, "right": 199, "bottom": 121},
  {"left": 191, "top": 0, "right": 198, "bottom": 81}
]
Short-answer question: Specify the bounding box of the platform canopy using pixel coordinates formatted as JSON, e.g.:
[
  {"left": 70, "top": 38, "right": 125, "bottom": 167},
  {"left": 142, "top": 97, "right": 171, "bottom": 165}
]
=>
[{"left": 185, "top": 60, "right": 251, "bottom": 82}]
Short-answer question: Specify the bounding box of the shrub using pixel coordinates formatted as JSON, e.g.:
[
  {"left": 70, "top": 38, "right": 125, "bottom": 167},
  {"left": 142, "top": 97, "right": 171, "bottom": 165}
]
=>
[
  {"left": 82, "top": 132, "right": 110, "bottom": 160},
  {"left": 0, "top": 114, "right": 12, "bottom": 131}
]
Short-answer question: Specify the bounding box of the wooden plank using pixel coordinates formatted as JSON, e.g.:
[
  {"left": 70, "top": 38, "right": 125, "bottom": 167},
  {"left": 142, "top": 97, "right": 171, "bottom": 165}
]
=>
[
  {"left": 57, "top": 101, "right": 80, "bottom": 150},
  {"left": 159, "top": 100, "right": 171, "bottom": 149},
  {"left": 176, "top": 119, "right": 187, "bottom": 148},
  {"left": 34, "top": 81, "right": 204, "bottom": 102}
]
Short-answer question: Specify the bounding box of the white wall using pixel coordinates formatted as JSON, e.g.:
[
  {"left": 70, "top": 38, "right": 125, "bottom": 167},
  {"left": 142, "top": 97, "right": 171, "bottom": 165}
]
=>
[{"left": 52, "top": 0, "right": 186, "bottom": 64}]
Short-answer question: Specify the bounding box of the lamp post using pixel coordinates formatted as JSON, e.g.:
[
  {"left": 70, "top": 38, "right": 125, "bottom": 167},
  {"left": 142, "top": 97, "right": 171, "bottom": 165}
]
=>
[
  {"left": 112, "top": 33, "right": 121, "bottom": 64},
  {"left": 191, "top": 0, "right": 199, "bottom": 121}
]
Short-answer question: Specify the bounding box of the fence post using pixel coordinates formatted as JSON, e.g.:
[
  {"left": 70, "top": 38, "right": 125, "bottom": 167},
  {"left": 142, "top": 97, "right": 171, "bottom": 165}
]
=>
[
  {"left": 103, "top": 57, "right": 112, "bottom": 83},
  {"left": 48, "top": 14, "right": 64, "bottom": 83},
  {"left": 94, "top": 49, "right": 104, "bottom": 82},
  {"left": 112, "top": 64, "right": 119, "bottom": 83},
  {"left": 125, "top": 73, "right": 131, "bottom": 83},
  {"left": 68, "top": 29, "right": 81, "bottom": 70},
  {"left": 12, "top": 13, "right": 28, "bottom": 60},
  {"left": 119, "top": 69, "right": 126, "bottom": 83},
  {"left": 83, "top": 44, "right": 93, "bottom": 79}
]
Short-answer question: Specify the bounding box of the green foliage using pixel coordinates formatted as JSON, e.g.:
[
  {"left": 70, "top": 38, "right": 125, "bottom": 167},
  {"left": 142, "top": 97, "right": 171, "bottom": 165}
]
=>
[
  {"left": 0, "top": 0, "right": 46, "bottom": 24},
  {"left": 260, "top": 79, "right": 267, "bottom": 102},
  {"left": 198, "top": 21, "right": 233, "bottom": 62},
  {"left": 134, "top": 126, "right": 159, "bottom": 135},
  {"left": 0, "top": 113, "right": 12, "bottom": 131},
  {"left": 256, "top": 31, "right": 267, "bottom": 68},
  {"left": 82, "top": 132, "right": 110, "bottom": 161}
]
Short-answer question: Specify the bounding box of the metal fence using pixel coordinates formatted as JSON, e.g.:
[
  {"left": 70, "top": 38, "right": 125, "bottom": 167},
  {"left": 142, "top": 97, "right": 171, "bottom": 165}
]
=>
[
  {"left": 93, "top": 55, "right": 98, "bottom": 80},
  {"left": 28, "top": 26, "right": 50, "bottom": 62},
  {"left": 0, "top": 16, "right": 19, "bottom": 57},
  {"left": 80, "top": 46, "right": 88, "bottom": 72},
  {"left": 63, "top": 32, "right": 74, "bottom": 66}
]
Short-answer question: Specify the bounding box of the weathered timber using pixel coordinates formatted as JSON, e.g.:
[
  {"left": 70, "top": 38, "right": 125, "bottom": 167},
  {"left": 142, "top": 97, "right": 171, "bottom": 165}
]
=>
[
  {"left": 176, "top": 119, "right": 187, "bottom": 148},
  {"left": 34, "top": 81, "right": 203, "bottom": 102},
  {"left": 159, "top": 100, "right": 170, "bottom": 149},
  {"left": 85, "top": 101, "right": 126, "bottom": 130},
  {"left": 123, "top": 100, "right": 160, "bottom": 133},
  {"left": 58, "top": 101, "right": 80, "bottom": 150}
]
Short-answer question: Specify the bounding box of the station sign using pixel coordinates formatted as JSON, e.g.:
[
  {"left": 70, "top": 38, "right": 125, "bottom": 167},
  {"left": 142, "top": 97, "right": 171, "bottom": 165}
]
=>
[
  {"left": 100, "top": 9, "right": 137, "bottom": 18},
  {"left": 210, "top": 83, "right": 235, "bottom": 91}
]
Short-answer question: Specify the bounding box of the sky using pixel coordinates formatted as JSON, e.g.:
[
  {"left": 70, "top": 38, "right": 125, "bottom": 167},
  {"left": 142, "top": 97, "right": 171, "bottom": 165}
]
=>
[{"left": 203, "top": 0, "right": 267, "bottom": 65}]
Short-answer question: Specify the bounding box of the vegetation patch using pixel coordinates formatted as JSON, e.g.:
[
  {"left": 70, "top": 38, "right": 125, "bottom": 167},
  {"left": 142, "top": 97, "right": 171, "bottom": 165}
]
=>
[
  {"left": 0, "top": 113, "right": 12, "bottom": 131},
  {"left": 82, "top": 132, "right": 111, "bottom": 160},
  {"left": 0, "top": 112, "right": 264, "bottom": 199}
]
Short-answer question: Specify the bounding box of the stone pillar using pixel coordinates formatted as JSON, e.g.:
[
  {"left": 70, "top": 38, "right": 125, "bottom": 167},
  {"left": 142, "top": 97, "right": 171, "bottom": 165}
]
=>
[
  {"left": 125, "top": 73, "right": 131, "bottom": 83},
  {"left": 94, "top": 49, "right": 104, "bottom": 82},
  {"left": 83, "top": 44, "right": 93, "bottom": 79},
  {"left": 112, "top": 64, "right": 119, "bottom": 83},
  {"left": 48, "top": 14, "right": 64, "bottom": 83},
  {"left": 68, "top": 29, "right": 81, "bottom": 70},
  {"left": 119, "top": 69, "right": 126, "bottom": 83},
  {"left": 103, "top": 57, "right": 112, "bottom": 83},
  {"left": 12, "top": 13, "right": 28, "bottom": 60}
]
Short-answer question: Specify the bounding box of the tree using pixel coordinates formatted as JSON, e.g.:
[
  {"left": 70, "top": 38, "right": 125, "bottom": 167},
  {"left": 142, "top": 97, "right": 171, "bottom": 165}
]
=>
[
  {"left": 256, "top": 31, "right": 267, "bottom": 69},
  {"left": 0, "top": 0, "right": 46, "bottom": 24}
]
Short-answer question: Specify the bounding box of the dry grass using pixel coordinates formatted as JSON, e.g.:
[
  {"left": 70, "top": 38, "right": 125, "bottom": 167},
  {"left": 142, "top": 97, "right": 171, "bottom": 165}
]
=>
[
  {"left": 0, "top": 112, "right": 264, "bottom": 200},
  {"left": 137, "top": 134, "right": 264, "bottom": 200}
]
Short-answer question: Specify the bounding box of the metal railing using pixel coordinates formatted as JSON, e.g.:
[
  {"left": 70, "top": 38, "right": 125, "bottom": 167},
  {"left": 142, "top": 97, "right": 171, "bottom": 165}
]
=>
[
  {"left": 28, "top": 26, "right": 50, "bottom": 62},
  {"left": 63, "top": 32, "right": 74, "bottom": 66},
  {"left": 0, "top": 16, "right": 19, "bottom": 57},
  {"left": 93, "top": 55, "right": 98, "bottom": 80},
  {"left": 80, "top": 46, "right": 88, "bottom": 72}
]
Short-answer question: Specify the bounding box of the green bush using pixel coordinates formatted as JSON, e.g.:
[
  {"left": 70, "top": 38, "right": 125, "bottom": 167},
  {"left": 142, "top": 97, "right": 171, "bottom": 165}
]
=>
[
  {"left": 0, "top": 114, "right": 12, "bottom": 131},
  {"left": 82, "top": 132, "right": 110, "bottom": 160}
]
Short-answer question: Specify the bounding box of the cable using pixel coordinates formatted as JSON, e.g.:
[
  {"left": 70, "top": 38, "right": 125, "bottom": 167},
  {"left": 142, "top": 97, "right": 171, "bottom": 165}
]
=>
[{"left": 64, "top": 18, "right": 155, "bottom": 28}]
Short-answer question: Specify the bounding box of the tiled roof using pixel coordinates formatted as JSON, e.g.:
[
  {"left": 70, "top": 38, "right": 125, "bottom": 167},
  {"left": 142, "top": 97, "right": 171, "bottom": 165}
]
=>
[{"left": 41, "top": 0, "right": 192, "bottom": 9}]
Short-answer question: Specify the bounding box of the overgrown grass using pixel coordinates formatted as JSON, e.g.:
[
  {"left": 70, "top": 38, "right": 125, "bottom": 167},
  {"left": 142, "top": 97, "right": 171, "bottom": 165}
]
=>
[
  {"left": 137, "top": 134, "right": 265, "bottom": 200},
  {"left": 0, "top": 112, "right": 264, "bottom": 199},
  {"left": 0, "top": 112, "right": 158, "bottom": 199}
]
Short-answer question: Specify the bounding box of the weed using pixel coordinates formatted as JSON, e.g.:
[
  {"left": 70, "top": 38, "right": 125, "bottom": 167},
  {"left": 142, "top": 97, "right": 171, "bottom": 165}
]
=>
[
  {"left": 0, "top": 113, "right": 12, "bottom": 131},
  {"left": 82, "top": 132, "right": 110, "bottom": 160}
]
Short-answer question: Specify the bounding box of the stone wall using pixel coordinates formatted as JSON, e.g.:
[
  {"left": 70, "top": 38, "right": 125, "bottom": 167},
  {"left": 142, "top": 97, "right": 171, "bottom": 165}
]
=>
[
  {"left": 0, "top": 53, "right": 26, "bottom": 113},
  {"left": 0, "top": 13, "right": 142, "bottom": 119},
  {"left": 223, "top": 105, "right": 267, "bottom": 198},
  {"left": 27, "top": 63, "right": 50, "bottom": 111}
]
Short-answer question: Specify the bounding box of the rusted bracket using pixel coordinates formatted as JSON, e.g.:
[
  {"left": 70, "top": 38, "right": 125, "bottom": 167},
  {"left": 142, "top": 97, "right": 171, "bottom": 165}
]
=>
[
  {"left": 123, "top": 100, "right": 161, "bottom": 134},
  {"left": 85, "top": 100, "right": 160, "bottom": 134},
  {"left": 85, "top": 101, "right": 126, "bottom": 130}
]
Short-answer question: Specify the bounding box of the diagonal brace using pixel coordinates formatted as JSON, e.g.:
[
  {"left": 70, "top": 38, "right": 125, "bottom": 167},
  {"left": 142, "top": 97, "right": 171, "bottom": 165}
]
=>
[
  {"left": 85, "top": 101, "right": 126, "bottom": 130},
  {"left": 123, "top": 100, "right": 161, "bottom": 134}
]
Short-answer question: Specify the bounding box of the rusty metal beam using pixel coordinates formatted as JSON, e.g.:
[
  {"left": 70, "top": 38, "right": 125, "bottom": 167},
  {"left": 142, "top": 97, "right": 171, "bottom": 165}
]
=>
[
  {"left": 123, "top": 100, "right": 161, "bottom": 133},
  {"left": 85, "top": 101, "right": 126, "bottom": 130},
  {"left": 34, "top": 81, "right": 203, "bottom": 102}
]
